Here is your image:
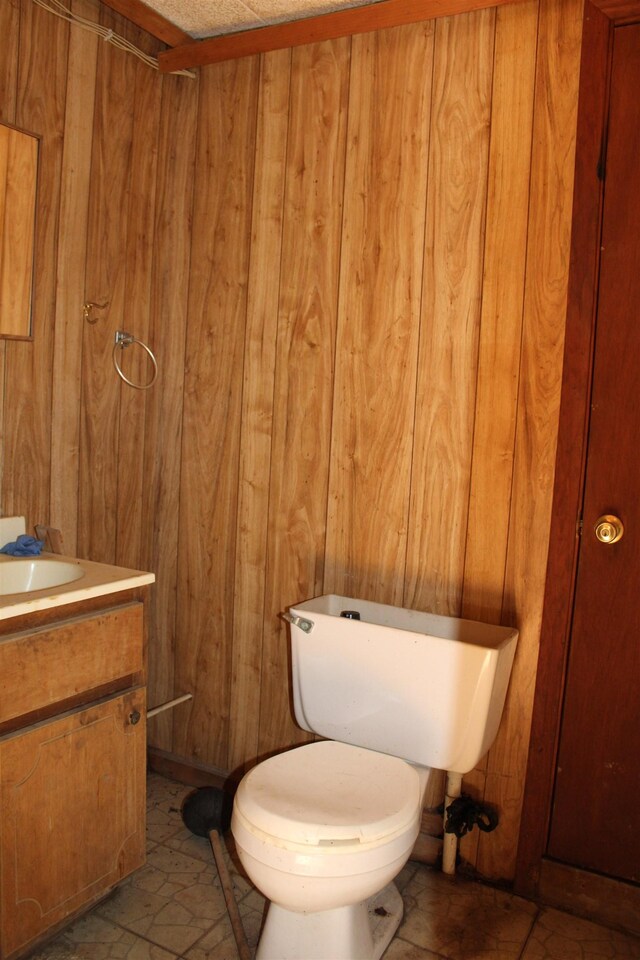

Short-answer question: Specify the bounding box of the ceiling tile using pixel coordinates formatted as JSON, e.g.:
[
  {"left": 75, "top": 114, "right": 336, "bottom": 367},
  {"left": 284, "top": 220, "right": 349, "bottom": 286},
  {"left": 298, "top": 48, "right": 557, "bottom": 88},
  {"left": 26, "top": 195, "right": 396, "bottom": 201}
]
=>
[
  {"left": 245, "top": 0, "right": 373, "bottom": 23},
  {"left": 143, "top": 0, "right": 267, "bottom": 38},
  {"left": 140, "top": 0, "right": 376, "bottom": 40}
]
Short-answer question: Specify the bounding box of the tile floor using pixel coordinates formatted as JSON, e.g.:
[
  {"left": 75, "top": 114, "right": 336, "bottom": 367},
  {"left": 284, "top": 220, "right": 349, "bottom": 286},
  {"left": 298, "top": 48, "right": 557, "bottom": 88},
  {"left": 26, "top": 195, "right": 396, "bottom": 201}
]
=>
[{"left": 29, "top": 774, "right": 640, "bottom": 960}]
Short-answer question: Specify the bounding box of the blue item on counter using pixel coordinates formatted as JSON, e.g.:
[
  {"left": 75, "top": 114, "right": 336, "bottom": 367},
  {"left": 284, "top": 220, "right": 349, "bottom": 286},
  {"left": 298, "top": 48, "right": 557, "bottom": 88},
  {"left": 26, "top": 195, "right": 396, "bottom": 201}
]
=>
[{"left": 0, "top": 534, "right": 45, "bottom": 556}]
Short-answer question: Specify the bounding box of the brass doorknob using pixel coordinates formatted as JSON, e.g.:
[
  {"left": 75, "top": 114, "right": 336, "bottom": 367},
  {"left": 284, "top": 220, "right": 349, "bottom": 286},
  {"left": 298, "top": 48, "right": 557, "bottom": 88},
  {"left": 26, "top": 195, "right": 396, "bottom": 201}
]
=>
[{"left": 594, "top": 515, "right": 624, "bottom": 544}]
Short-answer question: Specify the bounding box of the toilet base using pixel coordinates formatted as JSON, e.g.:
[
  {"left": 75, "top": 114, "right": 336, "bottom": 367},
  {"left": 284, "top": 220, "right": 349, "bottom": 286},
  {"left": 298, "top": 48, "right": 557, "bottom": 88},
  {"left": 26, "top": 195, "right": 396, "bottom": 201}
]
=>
[{"left": 255, "top": 882, "right": 404, "bottom": 960}]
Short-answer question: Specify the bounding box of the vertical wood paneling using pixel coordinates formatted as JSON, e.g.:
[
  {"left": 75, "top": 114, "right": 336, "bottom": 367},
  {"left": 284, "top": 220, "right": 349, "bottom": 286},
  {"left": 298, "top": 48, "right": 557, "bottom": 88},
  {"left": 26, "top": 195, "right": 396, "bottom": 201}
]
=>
[
  {"left": 462, "top": 0, "right": 539, "bottom": 625},
  {"left": 229, "top": 49, "right": 291, "bottom": 774},
  {"left": 478, "top": 0, "right": 584, "bottom": 879},
  {"left": 142, "top": 73, "right": 198, "bottom": 747},
  {"left": 324, "top": 23, "right": 434, "bottom": 606},
  {"left": 0, "top": 0, "right": 20, "bottom": 504},
  {"left": 405, "top": 10, "right": 494, "bottom": 618},
  {"left": 460, "top": 0, "right": 538, "bottom": 863},
  {"left": 457, "top": 0, "right": 539, "bottom": 866},
  {"left": 1, "top": 0, "right": 586, "bottom": 881},
  {"left": 78, "top": 6, "right": 137, "bottom": 564},
  {"left": 0, "top": 1, "right": 20, "bottom": 121},
  {"left": 115, "top": 31, "right": 163, "bottom": 570},
  {"left": 49, "top": 0, "right": 99, "bottom": 555},
  {"left": 258, "top": 39, "right": 350, "bottom": 759},
  {"left": 173, "top": 58, "right": 259, "bottom": 768},
  {"left": 3, "top": 0, "right": 68, "bottom": 524},
  {"left": 403, "top": 12, "right": 494, "bottom": 815}
]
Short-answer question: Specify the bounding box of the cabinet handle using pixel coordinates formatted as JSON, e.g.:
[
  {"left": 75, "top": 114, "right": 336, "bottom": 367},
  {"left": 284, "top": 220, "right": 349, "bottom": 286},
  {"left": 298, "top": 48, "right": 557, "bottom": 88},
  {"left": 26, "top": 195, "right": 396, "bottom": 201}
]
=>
[{"left": 129, "top": 709, "right": 142, "bottom": 726}]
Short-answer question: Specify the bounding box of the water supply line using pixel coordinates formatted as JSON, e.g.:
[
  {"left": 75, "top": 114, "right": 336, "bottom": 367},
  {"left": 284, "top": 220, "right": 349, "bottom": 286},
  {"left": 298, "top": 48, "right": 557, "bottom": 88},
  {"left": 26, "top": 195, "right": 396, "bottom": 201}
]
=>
[
  {"left": 442, "top": 771, "right": 463, "bottom": 876},
  {"left": 147, "top": 693, "right": 192, "bottom": 720}
]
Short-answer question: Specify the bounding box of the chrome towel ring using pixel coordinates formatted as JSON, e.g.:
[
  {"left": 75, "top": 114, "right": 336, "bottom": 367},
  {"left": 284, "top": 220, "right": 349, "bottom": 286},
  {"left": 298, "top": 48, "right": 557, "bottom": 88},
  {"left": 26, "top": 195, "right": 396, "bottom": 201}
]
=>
[{"left": 113, "top": 330, "right": 158, "bottom": 390}]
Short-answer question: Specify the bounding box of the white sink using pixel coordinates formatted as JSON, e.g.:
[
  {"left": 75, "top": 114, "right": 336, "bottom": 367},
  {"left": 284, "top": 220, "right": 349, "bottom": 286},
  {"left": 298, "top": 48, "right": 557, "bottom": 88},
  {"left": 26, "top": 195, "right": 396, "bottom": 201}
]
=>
[{"left": 0, "top": 558, "right": 85, "bottom": 595}]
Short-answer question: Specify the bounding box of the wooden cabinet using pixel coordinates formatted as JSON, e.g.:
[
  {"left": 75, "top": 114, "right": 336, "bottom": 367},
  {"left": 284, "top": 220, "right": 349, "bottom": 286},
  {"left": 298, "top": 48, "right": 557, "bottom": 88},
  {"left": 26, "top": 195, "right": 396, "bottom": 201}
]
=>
[{"left": 0, "top": 595, "right": 148, "bottom": 960}]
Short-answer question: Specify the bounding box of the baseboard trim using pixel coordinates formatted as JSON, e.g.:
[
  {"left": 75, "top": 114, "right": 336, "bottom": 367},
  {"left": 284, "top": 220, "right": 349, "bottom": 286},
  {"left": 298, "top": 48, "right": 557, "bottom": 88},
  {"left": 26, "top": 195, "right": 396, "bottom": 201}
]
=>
[
  {"left": 539, "top": 858, "right": 640, "bottom": 936},
  {"left": 147, "top": 747, "right": 229, "bottom": 790}
]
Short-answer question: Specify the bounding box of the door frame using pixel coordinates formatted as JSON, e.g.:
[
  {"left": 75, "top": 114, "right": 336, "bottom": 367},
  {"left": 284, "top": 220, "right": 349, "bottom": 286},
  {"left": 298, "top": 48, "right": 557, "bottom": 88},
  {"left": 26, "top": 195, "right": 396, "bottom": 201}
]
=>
[{"left": 514, "top": 0, "right": 640, "bottom": 899}]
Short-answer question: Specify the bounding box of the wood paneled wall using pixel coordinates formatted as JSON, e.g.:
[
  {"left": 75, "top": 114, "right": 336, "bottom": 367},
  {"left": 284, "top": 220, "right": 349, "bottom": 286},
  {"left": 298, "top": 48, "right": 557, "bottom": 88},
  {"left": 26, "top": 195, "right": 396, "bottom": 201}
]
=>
[{"left": 0, "top": 0, "right": 584, "bottom": 880}]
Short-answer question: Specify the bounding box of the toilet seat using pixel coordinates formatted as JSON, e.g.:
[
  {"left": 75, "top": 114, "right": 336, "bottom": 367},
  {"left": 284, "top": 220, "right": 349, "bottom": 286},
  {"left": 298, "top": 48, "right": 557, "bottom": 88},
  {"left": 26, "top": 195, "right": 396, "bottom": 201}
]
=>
[{"left": 234, "top": 741, "right": 422, "bottom": 849}]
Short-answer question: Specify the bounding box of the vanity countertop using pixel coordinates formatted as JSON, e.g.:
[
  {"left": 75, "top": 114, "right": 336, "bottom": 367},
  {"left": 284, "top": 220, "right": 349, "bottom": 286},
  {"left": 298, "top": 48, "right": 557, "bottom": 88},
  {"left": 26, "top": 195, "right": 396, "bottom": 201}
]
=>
[{"left": 0, "top": 554, "right": 155, "bottom": 621}]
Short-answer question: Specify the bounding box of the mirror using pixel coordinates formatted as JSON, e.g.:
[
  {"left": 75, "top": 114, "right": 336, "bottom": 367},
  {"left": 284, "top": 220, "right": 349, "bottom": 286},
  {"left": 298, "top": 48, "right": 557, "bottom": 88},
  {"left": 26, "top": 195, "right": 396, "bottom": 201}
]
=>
[{"left": 0, "top": 123, "right": 39, "bottom": 339}]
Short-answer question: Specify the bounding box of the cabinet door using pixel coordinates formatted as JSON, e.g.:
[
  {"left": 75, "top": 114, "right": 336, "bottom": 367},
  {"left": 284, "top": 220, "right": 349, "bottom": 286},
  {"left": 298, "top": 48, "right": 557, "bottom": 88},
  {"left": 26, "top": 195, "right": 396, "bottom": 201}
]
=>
[{"left": 0, "top": 689, "right": 146, "bottom": 959}]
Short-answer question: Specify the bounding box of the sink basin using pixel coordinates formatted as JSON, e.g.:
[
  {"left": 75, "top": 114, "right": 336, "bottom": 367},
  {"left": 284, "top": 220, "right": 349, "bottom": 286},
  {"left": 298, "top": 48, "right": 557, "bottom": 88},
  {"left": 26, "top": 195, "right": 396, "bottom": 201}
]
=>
[{"left": 0, "top": 558, "right": 85, "bottom": 595}]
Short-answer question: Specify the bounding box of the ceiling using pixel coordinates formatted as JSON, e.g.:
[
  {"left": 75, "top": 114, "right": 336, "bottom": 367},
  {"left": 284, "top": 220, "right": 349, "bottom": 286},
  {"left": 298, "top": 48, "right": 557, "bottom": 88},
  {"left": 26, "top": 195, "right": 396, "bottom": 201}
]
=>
[
  {"left": 138, "top": 0, "right": 375, "bottom": 39},
  {"left": 101, "top": 0, "right": 512, "bottom": 71}
]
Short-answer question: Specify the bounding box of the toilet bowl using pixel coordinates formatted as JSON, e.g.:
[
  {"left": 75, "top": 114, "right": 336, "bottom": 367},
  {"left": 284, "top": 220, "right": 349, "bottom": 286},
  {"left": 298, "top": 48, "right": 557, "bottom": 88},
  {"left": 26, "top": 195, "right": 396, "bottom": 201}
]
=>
[
  {"left": 231, "top": 593, "right": 519, "bottom": 960},
  {"left": 232, "top": 741, "right": 429, "bottom": 960}
]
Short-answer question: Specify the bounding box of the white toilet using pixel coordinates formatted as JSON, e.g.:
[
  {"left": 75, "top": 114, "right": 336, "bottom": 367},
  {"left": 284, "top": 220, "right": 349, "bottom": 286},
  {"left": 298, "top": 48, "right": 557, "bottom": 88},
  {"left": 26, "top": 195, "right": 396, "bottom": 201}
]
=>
[{"left": 231, "top": 594, "right": 518, "bottom": 960}]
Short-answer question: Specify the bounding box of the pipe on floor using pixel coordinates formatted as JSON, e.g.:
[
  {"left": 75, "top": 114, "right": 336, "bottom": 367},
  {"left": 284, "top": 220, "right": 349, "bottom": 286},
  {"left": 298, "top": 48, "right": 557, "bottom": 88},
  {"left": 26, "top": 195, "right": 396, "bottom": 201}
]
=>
[{"left": 442, "top": 770, "right": 463, "bottom": 876}]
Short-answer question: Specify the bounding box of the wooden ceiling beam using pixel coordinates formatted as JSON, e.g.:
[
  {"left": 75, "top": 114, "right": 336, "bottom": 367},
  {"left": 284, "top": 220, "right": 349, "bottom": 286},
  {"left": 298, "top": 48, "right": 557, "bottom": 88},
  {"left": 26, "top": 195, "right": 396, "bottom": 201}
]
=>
[
  {"left": 99, "top": 0, "right": 193, "bottom": 47},
  {"left": 158, "top": 0, "right": 523, "bottom": 72},
  {"left": 101, "top": 0, "right": 640, "bottom": 73},
  {"left": 590, "top": 0, "right": 640, "bottom": 17}
]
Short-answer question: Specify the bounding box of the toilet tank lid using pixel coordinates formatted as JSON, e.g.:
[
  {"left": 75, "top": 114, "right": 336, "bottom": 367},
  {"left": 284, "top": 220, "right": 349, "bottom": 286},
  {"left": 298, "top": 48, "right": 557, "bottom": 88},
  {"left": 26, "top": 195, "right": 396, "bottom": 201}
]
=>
[{"left": 234, "top": 741, "right": 423, "bottom": 846}]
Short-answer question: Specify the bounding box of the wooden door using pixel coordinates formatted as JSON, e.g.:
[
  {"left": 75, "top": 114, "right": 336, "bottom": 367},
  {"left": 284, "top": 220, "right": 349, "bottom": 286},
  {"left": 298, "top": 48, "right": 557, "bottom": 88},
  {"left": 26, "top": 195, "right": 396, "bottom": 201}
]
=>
[
  {"left": 0, "top": 690, "right": 146, "bottom": 959},
  {"left": 546, "top": 23, "right": 640, "bottom": 884}
]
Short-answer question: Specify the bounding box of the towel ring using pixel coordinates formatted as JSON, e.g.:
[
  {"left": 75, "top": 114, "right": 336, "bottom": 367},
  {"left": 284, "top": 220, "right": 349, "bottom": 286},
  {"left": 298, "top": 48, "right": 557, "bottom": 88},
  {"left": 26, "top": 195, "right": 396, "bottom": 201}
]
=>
[{"left": 113, "top": 331, "right": 158, "bottom": 390}]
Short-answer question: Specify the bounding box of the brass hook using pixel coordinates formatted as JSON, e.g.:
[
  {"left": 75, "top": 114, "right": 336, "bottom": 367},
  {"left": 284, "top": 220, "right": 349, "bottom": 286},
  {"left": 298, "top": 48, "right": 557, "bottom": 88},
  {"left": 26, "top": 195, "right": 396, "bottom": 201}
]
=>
[{"left": 82, "top": 300, "right": 109, "bottom": 324}]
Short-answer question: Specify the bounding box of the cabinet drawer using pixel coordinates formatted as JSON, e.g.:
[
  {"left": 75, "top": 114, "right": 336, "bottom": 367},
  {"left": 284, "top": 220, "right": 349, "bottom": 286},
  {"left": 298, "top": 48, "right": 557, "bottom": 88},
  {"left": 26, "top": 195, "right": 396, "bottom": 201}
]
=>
[{"left": 0, "top": 603, "right": 144, "bottom": 725}]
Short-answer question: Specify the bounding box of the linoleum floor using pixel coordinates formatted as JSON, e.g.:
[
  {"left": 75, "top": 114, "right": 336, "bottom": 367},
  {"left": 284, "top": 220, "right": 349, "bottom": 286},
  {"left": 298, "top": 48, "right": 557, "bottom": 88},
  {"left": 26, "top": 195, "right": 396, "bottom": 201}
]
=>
[{"left": 28, "top": 773, "right": 640, "bottom": 960}]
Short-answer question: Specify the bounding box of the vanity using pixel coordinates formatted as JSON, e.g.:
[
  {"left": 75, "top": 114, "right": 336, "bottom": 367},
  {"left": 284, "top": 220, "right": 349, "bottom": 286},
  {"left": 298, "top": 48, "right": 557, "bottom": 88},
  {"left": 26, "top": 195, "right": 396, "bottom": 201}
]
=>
[{"left": 0, "top": 545, "right": 154, "bottom": 959}]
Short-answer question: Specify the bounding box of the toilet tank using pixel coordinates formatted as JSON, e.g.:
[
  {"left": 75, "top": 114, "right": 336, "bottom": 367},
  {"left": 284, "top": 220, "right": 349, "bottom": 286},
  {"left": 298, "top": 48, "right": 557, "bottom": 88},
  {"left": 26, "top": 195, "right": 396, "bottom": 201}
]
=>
[{"left": 287, "top": 595, "right": 518, "bottom": 775}]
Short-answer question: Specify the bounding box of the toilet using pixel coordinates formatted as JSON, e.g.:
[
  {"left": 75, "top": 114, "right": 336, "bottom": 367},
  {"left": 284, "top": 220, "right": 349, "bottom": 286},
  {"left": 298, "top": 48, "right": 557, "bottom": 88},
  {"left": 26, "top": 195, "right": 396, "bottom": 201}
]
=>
[{"left": 231, "top": 594, "right": 518, "bottom": 960}]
